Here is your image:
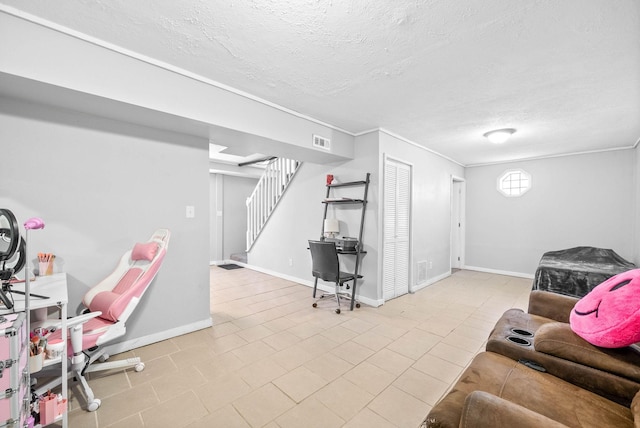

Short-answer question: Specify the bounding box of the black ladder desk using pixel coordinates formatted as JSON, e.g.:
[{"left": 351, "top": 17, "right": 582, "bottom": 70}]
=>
[{"left": 313, "top": 173, "right": 370, "bottom": 311}]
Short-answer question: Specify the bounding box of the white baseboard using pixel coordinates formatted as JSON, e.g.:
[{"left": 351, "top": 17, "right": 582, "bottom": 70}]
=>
[
  {"left": 360, "top": 296, "right": 385, "bottom": 307},
  {"left": 411, "top": 270, "right": 452, "bottom": 293},
  {"left": 227, "top": 263, "right": 384, "bottom": 307},
  {"left": 104, "top": 318, "right": 213, "bottom": 356},
  {"left": 237, "top": 262, "right": 314, "bottom": 286},
  {"left": 463, "top": 265, "right": 534, "bottom": 280},
  {"left": 313, "top": 282, "right": 384, "bottom": 308}
]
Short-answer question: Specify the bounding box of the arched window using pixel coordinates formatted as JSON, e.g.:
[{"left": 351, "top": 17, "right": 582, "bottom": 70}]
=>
[{"left": 497, "top": 169, "right": 531, "bottom": 197}]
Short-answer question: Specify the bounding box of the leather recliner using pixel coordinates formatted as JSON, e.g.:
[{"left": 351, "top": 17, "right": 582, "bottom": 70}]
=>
[
  {"left": 486, "top": 290, "right": 640, "bottom": 406},
  {"left": 424, "top": 289, "right": 640, "bottom": 427},
  {"left": 423, "top": 351, "right": 638, "bottom": 428}
]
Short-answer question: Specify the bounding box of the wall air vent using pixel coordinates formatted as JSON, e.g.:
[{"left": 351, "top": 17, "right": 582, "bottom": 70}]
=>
[
  {"left": 312, "top": 134, "right": 331, "bottom": 151},
  {"left": 417, "top": 261, "right": 428, "bottom": 284}
]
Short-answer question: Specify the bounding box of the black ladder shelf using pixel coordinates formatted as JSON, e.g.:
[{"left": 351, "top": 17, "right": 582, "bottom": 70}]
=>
[{"left": 314, "top": 173, "right": 370, "bottom": 311}]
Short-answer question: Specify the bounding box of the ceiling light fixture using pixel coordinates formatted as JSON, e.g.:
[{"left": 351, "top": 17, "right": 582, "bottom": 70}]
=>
[{"left": 483, "top": 128, "right": 517, "bottom": 144}]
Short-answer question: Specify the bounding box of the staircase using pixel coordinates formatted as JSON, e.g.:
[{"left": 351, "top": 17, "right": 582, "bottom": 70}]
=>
[{"left": 246, "top": 157, "right": 301, "bottom": 251}]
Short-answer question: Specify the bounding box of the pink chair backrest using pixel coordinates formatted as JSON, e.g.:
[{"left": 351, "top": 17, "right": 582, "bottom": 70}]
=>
[{"left": 86, "top": 229, "right": 170, "bottom": 323}]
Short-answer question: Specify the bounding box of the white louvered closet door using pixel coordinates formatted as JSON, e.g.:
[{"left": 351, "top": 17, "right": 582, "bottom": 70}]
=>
[{"left": 383, "top": 158, "right": 411, "bottom": 300}]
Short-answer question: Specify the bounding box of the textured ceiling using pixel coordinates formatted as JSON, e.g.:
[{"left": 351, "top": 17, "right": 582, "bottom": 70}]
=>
[{"left": 2, "top": 0, "right": 639, "bottom": 165}]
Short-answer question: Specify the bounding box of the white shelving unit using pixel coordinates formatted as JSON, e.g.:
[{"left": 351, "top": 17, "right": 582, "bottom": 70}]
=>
[{"left": 1, "top": 273, "right": 69, "bottom": 428}]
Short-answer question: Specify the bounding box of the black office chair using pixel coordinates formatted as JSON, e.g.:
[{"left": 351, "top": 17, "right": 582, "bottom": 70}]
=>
[{"left": 308, "top": 240, "right": 357, "bottom": 314}]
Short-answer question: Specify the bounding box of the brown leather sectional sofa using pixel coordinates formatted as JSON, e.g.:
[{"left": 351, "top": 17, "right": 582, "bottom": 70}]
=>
[{"left": 423, "top": 291, "right": 640, "bottom": 427}]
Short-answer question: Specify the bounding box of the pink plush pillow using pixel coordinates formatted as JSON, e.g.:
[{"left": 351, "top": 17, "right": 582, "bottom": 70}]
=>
[
  {"left": 131, "top": 242, "right": 158, "bottom": 261},
  {"left": 570, "top": 269, "right": 640, "bottom": 348}
]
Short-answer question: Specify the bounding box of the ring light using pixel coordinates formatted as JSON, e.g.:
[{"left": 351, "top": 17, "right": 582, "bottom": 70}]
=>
[
  {"left": 1, "top": 236, "right": 26, "bottom": 274},
  {"left": 0, "top": 208, "right": 20, "bottom": 261},
  {"left": 0, "top": 209, "right": 27, "bottom": 309}
]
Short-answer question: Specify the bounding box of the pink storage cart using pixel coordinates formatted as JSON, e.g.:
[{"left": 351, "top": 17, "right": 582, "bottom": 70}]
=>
[{"left": 0, "top": 312, "right": 29, "bottom": 428}]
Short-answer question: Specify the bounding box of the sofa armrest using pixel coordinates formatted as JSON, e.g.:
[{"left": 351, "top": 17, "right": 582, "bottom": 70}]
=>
[
  {"left": 459, "top": 391, "right": 569, "bottom": 428},
  {"left": 527, "top": 290, "right": 578, "bottom": 323},
  {"left": 631, "top": 390, "right": 640, "bottom": 428}
]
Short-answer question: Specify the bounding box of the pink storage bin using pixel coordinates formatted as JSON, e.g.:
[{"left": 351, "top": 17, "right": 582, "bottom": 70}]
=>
[{"left": 39, "top": 395, "right": 57, "bottom": 425}]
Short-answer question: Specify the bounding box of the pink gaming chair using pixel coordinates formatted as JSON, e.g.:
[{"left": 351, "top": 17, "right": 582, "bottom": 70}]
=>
[{"left": 37, "top": 229, "right": 170, "bottom": 411}]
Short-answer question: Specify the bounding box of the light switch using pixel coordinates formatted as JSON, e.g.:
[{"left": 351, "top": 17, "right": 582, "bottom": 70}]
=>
[{"left": 186, "top": 205, "right": 195, "bottom": 218}]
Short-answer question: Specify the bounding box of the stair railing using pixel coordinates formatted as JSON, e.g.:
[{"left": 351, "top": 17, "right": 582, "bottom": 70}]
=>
[{"left": 246, "top": 158, "right": 301, "bottom": 251}]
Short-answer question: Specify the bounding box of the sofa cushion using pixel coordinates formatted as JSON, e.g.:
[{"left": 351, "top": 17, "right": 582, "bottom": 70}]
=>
[
  {"left": 535, "top": 322, "right": 640, "bottom": 383},
  {"left": 459, "top": 391, "right": 569, "bottom": 428},
  {"left": 528, "top": 290, "right": 578, "bottom": 323}
]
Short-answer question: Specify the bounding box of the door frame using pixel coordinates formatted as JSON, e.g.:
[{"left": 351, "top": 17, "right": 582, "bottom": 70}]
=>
[{"left": 450, "top": 175, "right": 466, "bottom": 271}]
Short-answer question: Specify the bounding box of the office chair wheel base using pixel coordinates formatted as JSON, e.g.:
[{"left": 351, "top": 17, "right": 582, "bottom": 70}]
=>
[
  {"left": 135, "top": 362, "right": 145, "bottom": 372},
  {"left": 335, "top": 308, "right": 341, "bottom": 314},
  {"left": 312, "top": 302, "right": 317, "bottom": 308},
  {"left": 356, "top": 303, "right": 361, "bottom": 308},
  {"left": 87, "top": 398, "right": 101, "bottom": 412}
]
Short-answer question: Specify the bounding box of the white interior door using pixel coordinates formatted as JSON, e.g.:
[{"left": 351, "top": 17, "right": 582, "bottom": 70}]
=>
[
  {"left": 383, "top": 158, "right": 411, "bottom": 300},
  {"left": 450, "top": 178, "right": 465, "bottom": 269},
  {"left": 211, "top": 173, "right": 224, "bottom": 262}
]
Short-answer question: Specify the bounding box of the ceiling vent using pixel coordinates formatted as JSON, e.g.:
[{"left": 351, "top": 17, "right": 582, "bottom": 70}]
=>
[{"left": 312, "top": 134, "right": 331, "bottom": 151}]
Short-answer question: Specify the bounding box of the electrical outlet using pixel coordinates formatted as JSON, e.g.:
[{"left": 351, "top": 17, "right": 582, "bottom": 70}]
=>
[
  {"left": 429, "top": 260, "right": 433, "bottom": 269},
  {"left": 186, "top": 205, "right": 195, "bottom": 218},
  {"left": 288, "top": 258, "right": 293, "bottom": 266}
]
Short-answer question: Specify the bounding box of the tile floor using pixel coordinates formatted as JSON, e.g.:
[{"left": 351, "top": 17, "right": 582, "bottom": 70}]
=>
[{"left": 55, "top": 267, "right": 532, "bottom": 427}]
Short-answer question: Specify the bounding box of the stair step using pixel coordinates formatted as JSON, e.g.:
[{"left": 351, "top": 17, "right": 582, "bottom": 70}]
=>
[{"left": 230, "top": 252, "right": 247, "bottom": 263}]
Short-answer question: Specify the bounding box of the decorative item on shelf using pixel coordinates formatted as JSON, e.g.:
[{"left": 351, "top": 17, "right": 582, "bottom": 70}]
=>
[
  {"left": 37, "top": 252, "right": 55, "bottom": 276},
  {"left": 38, "top": 390, "right": 67, "bottom": 426},
  {"left": 45, "top": 340, "right": 64, "bottom": 359},
  {"left": 338, "top": 237, "right": 358, "bottom": 251},
  {"left": 29, "top": 330, "right": 46, "bottom": 372},
  {"left": 323, "top": 218, "right": 339, "bottom": 238},
  {"left": 29, "top": 350, "right": 43, "bottom": 373},
  {"left": 326, "top": 174, "right": 334, "bottom": 185}
]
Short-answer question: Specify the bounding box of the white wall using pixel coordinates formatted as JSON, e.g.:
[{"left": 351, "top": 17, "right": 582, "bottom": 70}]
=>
[
  {"left": 0, "top": 97, "right": 212, "bottom": 347},
  {"left": 465, "top": 150, "right": 636, "bottom": 276},
  {"left": 635, "top": 146, "right": 640, "bottom": 265},
  {"left": 378, "top": 132, "right": 465, "bottom": 286}
]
